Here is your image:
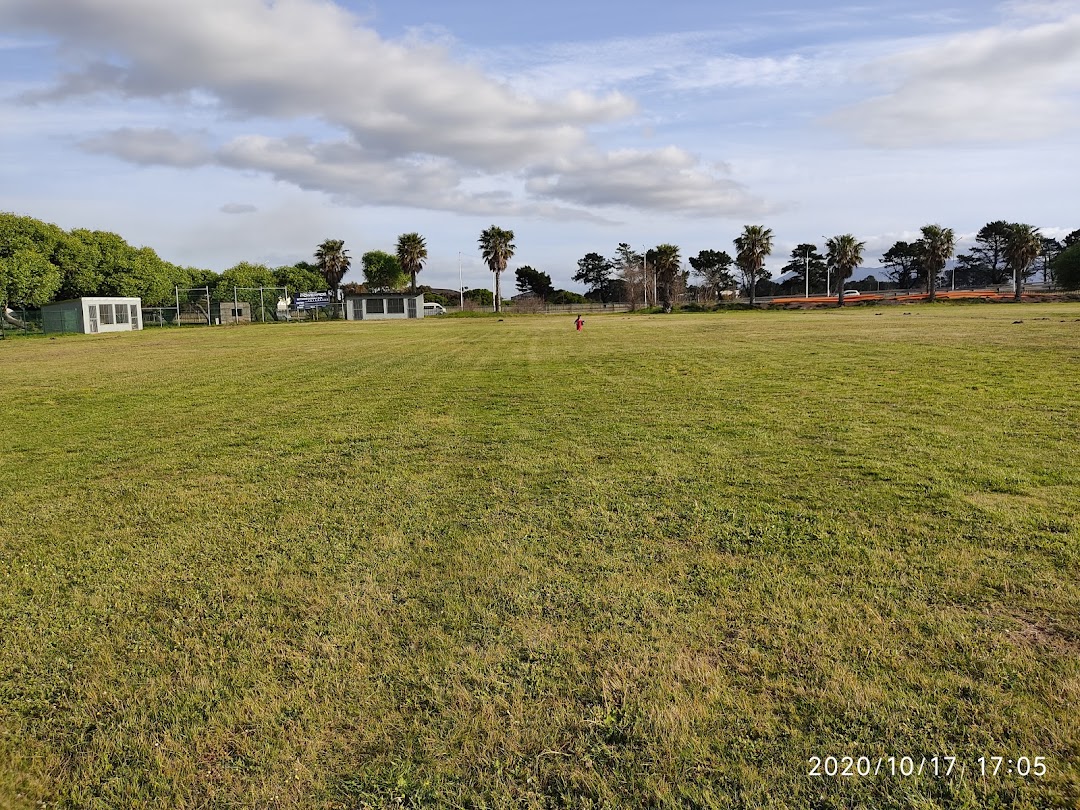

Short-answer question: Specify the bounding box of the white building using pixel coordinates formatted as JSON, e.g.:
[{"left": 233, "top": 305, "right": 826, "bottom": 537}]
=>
[
  {"left": 42, "top": 297, "right": 143, "bottom": 334},
  {"left": 344, "top": 293, "right": 425, "bottom": 321}
]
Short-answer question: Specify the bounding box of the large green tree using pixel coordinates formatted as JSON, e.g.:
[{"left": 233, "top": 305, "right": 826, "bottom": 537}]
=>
[
  {"left": 879, "top": 241, "right": 925, "bottom": 290},
  {"left": 315, "top": 239, "right": 351, "bottom": 300},
  {"left": 361, "top": 250, "right": 407, "bottom": 291},
  {"left": 647, "top": 244, "right": 681, "bottom": 312},
  {"left": 1, "top": 214, "right": 64, "bottom": 312},
  {"left": 0, "top": 249, "right": 62, "bottom": 311},
  {"left": 54, "top": 230, "right": 103, "bottom": 300},
  {"left": 396, "top": 232, "right": 427, "bottom": 293},
  {"left": 463, "top": 288, "right": 494, "bottom": 306},
  {"left": 612, "top": 243, "right": 644, "bottom": 309},
  {"left": 1004, "top": 223, "right": 1042, "bottom": 302},
  {"left": 273, "top": 262, "right": 327, "bottom": 295},
  {"left": 1037, "top": 237, "right": 1063, "bottom": 285},
  {"left": 955, "top": 221, "right": 1010, "bottom": 286},
  {"left": 573, "top": 252, "right": 615, "bottom": 303},
  {"left": 1051, "top": 242, "right": 1080, "bottom": 289},
  {"left": 734, "top": 225, "right": 773, "bottom": 305},
  {"left": 825, "top": 234, "right": 866, "bottom": 306},
  {"left": 214, "top": 262, "right": 277, "bottom": 314},
  {"left": 778, "top": 244, "right": 825, "bottom": 295},
  {"left": 514, "top": 265, "right": 553, "bottom": 300},
  {"left": 688, "top": 249, "right": 735, "bottom": 302},
  {"left": 1, "top": 214, "right": 188, "bottom": 307},
  {"left": 478, "top": 226, "right": 515, "bottom": 313},
  {"left": 919, "top": 225, "right": 956, "bottom": 302}
]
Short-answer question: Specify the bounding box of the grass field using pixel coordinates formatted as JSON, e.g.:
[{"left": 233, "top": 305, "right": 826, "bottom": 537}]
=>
[{"left": 1, "top": 304, "right": 1078, "bottom": 809}]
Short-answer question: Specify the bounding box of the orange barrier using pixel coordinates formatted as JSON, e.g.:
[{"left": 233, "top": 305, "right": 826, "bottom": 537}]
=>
[{"left": 769, "top": 290, "right": 1015, "bottom": 305}]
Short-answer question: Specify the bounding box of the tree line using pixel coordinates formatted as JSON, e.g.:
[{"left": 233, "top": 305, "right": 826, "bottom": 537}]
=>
[
  {"left": 5, "top": 212, "right": 1079, "bottom": 314},
  {"left": 560, "top": 223, "right": 1080, "bottom": 309},
  {"left": 0, "top": 212, "right": 333, "bottom": 312}
]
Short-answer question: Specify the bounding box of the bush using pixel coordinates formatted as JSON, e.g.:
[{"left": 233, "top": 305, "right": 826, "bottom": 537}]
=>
[
  {"left": 464, "top": 288, "right": 494, "bottom": 306},
  {"left": 550, "top": 289, "right": 588, "bottom": 305},
  {"left": 1052, "top": 243, "right": 1080, "bottom": 290}
]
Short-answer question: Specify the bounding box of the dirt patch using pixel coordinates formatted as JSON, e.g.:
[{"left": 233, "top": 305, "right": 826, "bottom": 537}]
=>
[
  {"left": 965, "top": 491, "right": 1036, "bottom": 510},
  {"left": 1008, "top": 612, "right": 1080, "bottom": 654}
]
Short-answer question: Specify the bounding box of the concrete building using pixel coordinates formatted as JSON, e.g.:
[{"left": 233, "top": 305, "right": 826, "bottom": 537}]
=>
[
  {"left": 42, "top": 297, "right": 143, "bottom": 334},
  {"left": 344, "top": 293, "right": 424, "bottom": 321},
  {"left": 213, "top": 300, "right": 251, "bottom": 324}
]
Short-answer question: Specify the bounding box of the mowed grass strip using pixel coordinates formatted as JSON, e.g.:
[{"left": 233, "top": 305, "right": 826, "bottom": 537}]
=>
[{"left": 0, "top": 305, "right": 1077, "bottom": 809}]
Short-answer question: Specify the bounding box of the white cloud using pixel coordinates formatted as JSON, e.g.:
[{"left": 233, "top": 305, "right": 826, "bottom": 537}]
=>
[
  {"left": 80, "top": 127, "right": 212, "bottom": 167},
  {"left": 0, "top": 0, "right": 776, "bottom": 219},
  {"left": 484, "top": 31, "right": 847, "bottom": 100},
  {"left": 526, "top": 147, "right": 778, "bottom": 217},
  {"left": 668, "top": 55, "right": 819, "bottom": 91},
  {"left": 829, "top": 7, "right": 1080, "bottom": 146}
]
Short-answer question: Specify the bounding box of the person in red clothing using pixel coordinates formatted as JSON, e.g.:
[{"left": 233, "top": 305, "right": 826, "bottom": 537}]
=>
[{"left": 575, "top": 315, "right": 584, "bottom": 331}]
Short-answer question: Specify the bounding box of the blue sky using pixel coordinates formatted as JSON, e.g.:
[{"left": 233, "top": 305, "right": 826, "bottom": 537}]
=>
[{"left": 2, "top": 0, "right": 1078, "bottom": 291}]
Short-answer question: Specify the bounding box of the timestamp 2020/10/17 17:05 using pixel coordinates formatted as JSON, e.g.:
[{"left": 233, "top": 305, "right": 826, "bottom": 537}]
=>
[{"left": 808, "top": 755, "right": 1050, "bottom": 779}]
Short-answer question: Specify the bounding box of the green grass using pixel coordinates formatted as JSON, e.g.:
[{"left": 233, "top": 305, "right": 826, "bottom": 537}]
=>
[{"left": 1, "top": 305, "right": 1078, "bottom": 809}]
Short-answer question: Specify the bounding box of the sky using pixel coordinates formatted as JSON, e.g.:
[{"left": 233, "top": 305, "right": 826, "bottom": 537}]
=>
[{"left": 2, "top": 0, "right": 1078, "bottom": 291}]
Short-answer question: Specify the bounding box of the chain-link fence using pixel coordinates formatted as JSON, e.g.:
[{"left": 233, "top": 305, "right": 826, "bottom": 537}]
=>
[{"left": 1, "top": 307, "right": 42, "bottom": 337}]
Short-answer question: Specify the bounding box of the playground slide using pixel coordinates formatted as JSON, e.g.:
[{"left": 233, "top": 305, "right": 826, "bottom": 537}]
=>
[{"left": 2, "top": 307, "right": 27, "bottom": 329}]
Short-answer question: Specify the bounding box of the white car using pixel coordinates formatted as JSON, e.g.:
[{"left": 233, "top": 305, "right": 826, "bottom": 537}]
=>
[
  {"left": 842, "top": 289, "right": 861, "bottom": 296},
  {"left": 423, "top": 302, "right": 446, "bottom": 316}
]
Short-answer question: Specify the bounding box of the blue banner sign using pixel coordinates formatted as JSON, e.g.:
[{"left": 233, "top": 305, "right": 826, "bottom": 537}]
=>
[{"left": 294, "top": 292, "right": 331, "bottom": 310}]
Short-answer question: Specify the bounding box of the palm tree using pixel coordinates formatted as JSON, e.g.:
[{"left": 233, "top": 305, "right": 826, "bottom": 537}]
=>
[
  {"left": 734, "top": 225, "right": 773, "bottom": 305},
  {"left": 825, "top": 234, "right": 866, "bottom": 306},
  {"left": 478, "top": 225, "right": 515, "bottom": 313},
  {"left": 1004, "top": 223, "right": 1041, "bottom": 302},
  {"left": 314, "top": 239, "right": 351, "bottom": 302},
  {"left": 396, "top": 232, "right": 428, "bottom": 294},
  {"left": 649, "top": 244, "right": 682, "bottom": 312},
  {"left": 919, "top": 225, "right": 955, "bottom": 302}
]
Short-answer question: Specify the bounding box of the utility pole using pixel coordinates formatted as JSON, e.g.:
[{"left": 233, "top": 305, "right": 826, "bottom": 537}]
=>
[
  {"left": 642, "top": 246, "right": 648, "bottom": 308},
  {"left": 822, "top": 237, "right": 831, "bottom": 298},
  {"left": 458, "top": 252, "right": 464, "bottom": 309},
  {"left": 804, "top": 247, "right": 810, "bottom": 298}
]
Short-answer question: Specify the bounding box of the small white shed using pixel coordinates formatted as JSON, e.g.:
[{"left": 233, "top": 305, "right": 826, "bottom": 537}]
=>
[
  {"left": 344, "top": 294, "right": 424, "bottom": 321},
  {"left": 42, "top": 297, "right": 143, "bottom": 334}
]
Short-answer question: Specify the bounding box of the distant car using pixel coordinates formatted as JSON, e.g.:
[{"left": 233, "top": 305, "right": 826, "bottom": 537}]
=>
[
  {"left": 423, "top": 302, "right": 446, "bottom": 316},
  {"left": 842, "top": 289, "right": 861, "bottom": 296}
]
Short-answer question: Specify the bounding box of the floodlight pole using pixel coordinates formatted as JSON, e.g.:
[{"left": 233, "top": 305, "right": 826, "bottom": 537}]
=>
[
  {"left": 175, "top": 286, "right": 180, "bottom": 324},
  {"left": 822, "top": 237, "right": 831, "bottom": 298},
  {"left": 642, "top": 246, "right": 648, "bottom": 308},
  {"left": 458, "top": 252, "right": 464, "bottom": 308},
  {"left": 804, "top": 247, "right": 810, "bottom": 298},
  {"left": 205, "top": 287, "right": 211, "bottom": 326}
]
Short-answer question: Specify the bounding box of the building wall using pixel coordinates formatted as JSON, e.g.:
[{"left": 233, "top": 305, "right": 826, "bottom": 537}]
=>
[
  {"left": 42, "top": 300, "right": 83, "bottom": 334},
  {"left": 83, "top": 298, "right": 142, "bottom": 333},
  {"left": 345, "top": 295, "right": 424, "bottom": 321},
  {"left": 214, "top": 302, "right": 251, "bottom": 324},
  {"left": 43, "top": 297, "right": 142, "bottom": 334}
]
